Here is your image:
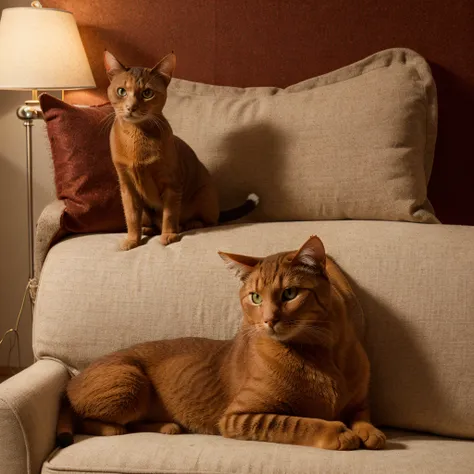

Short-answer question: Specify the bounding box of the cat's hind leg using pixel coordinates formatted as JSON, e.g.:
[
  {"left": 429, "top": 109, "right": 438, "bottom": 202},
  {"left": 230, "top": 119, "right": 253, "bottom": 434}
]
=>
[
  {"left": 181, "top": 184, "right": 219, "bottom": 230},
  {"left": 182, "top": 220, "right": 205, "bottom": 232},
  {"left": 142, "top": 207, "right": 161, "bottom": 236},
  {"left": 67, "top": 353, "right": 153, "bottom": 435}
]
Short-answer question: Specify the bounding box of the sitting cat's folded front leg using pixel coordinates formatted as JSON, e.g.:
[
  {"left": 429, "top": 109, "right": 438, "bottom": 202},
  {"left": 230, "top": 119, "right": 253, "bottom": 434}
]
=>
[
  {"left": 120, "top": 191, "right": 143, "bottom": 251},
  {"left": 116, "top": 167, "right": 143, "bottom": 251},
  {"left": 160, "top": 188, "right": 182, "bottom": 245},
  {"left": 218, "top": 413, "right": 360, "bottom": 450}
]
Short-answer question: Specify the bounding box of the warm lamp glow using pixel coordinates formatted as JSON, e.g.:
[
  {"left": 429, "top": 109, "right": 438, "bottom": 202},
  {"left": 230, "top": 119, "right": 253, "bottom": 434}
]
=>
[{"left": 0, "top": 6, "right": 95, "bottom": 90}]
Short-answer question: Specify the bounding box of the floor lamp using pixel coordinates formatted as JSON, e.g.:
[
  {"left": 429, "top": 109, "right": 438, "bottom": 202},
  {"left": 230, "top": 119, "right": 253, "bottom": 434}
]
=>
[{"left": 0, "top": 2, "right": 95, "bottom": 368}]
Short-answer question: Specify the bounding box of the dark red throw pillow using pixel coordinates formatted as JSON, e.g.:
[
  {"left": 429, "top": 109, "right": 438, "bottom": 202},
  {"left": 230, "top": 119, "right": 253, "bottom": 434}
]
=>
[{"left": 40, "top": 93, "right": 126, "bottom": 233}]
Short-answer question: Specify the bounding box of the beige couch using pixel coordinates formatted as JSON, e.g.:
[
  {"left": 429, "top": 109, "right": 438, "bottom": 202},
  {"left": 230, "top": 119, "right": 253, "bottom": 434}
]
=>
[{"left": 1, "top": 199, "right": 473, "bottom": 474}]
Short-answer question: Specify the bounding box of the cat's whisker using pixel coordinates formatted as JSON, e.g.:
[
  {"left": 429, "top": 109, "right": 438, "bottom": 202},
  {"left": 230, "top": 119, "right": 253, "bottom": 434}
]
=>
[
  {"left": 240, "top": 324, "right": 261, "bottom": 338},
  {"left": 149, "top": 116, "right": 161, "bottom": 131},
  {"left": 152, "top": 117, "right": 165, "bottom": 135},
  {"left": 99, "top": 111, "right": 116, "bottom": 134},
  {"left": 152, "top": 116, "right": 169, "bottom": 136}
]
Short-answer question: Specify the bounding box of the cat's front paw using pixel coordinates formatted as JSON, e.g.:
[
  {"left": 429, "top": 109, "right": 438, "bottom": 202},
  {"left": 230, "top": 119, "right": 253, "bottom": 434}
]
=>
[
  {"left": 317, "top": 422, "right": 360, "bottom": 451},
  {"left": 120, "top": 238, "right": 140, "bottom": 251},
  {"left": 352, "top": 422, "right": 386, "bottom": 450},
  {"left": 160, "top": 232, "right": 180, "bottom": 245}
]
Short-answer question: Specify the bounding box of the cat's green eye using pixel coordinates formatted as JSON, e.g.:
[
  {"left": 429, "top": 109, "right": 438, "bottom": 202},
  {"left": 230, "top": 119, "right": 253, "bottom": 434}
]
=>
[
  {"left": 142, "top": 88, "right": 155, "bottom": 99},
  {"left": 117, "top": 87, "right": 127, "bottom": 97},
  {"left": 282, "top": 287, "right": 298, "bottom": 301},
  {"left": 250, "top": 293, "right": 263, "bottom": 305}
]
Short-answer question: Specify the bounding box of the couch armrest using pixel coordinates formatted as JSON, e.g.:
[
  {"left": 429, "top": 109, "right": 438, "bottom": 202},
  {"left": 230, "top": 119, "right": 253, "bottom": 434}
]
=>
[
  {"left": 34, "top": 200, "right": 66, "bottom": 300},
  {"left": 0, "top": 359, "right": 69, "bottom": 474}
]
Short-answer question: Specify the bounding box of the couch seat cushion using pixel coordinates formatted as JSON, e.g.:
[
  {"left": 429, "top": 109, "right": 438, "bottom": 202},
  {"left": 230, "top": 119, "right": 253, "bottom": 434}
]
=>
[{"left": 42, "top": 430, "right": 473, "bottom": 474}]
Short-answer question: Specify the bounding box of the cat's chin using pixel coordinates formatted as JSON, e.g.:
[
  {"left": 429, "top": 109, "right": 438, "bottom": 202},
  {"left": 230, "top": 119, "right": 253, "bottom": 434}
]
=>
[{"left": 268, "top": 333, "right": 291, "bottom": 343}]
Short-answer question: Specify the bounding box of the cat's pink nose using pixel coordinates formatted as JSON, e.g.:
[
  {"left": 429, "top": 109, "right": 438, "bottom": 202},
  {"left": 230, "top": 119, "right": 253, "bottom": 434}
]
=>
[
  {"left": 126, "top": 104, "right": 138, "bottom": 112},
  {"left": 265, "top": 319, "right": 278, "bottom": 329}
]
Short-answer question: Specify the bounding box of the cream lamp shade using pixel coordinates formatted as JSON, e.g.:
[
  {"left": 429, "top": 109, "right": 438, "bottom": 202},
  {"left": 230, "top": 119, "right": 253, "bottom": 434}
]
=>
[{"left": 0, "top": 5, "right": 95, "bottom": 90}]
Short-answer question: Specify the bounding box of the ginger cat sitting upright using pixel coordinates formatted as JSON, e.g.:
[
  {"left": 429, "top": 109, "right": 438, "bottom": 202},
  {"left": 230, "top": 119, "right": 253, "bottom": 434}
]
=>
[
  {"left": 105, "top": 51, "right": 258, "bottom": 250},
  {"left": 58, "top": 236, "right": 385, "bottom": 451}
]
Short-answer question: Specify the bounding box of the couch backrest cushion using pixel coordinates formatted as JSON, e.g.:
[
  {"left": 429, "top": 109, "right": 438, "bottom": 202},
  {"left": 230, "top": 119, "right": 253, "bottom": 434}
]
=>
[{"left": 164, "top": 49, "right": 438, "bottom": 224}]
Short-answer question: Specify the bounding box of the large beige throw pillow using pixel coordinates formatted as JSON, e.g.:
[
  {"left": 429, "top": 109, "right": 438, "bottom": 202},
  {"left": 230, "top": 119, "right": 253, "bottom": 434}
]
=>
[{"left": 165, "top": 48, "right": 438, "bottom": 223}]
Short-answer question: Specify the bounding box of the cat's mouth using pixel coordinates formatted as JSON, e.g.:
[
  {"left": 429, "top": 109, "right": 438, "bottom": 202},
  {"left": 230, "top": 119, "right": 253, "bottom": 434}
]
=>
[
  {"left": 121, "top": 112, "right": 146, "bottom": 123},
  {"left": 264, "top": 321, "right": 320, "bottom": 343},
  {"left": 264, "top": 322, "right": 291, "bottom": 341}
]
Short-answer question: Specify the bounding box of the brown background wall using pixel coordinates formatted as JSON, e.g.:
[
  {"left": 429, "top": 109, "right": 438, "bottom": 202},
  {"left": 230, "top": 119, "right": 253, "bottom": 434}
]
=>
[{"left": 45, "top": 0, "right": 474, "bottom": 225}]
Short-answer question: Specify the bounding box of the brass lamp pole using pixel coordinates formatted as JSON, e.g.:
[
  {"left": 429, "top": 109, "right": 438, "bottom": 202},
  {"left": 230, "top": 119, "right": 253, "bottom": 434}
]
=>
[{"left": 17, "top": 92, "right": 43, "bottom": 296}]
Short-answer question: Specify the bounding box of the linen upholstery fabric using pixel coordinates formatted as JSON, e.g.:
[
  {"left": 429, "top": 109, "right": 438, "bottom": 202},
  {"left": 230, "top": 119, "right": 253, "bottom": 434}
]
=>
[
  {"left": 165, "top": 48, "right": 438, "bottom": 223},
  {"left": 0, "top": 359, "right": 69, "bottom": 474},
  {"left": 42, "top": 0, "right": 474, "bottom": 226},
  {"left": 33, "top": 221, "right": 474, "bottom": 439},
  {"left": 42, "top": 431, "right": 473, "bottom": 474},
  {"left": 40, "top": 93, "right": 123, "bottom": 234},
  {"left": 35, "top": 200, "right": 67, "bottom": 281},
  {"left": 31, "top": 200, "right": 67, "bottom": 302}
]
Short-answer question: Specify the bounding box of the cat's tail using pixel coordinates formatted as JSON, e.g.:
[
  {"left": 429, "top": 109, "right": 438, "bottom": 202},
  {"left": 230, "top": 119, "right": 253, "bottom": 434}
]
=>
[
  {"left": 218, "top": 193, "right": 260, "bottom": 223},
  {"left": 56, "top": 394, "right": 75, "bottom": 448}
]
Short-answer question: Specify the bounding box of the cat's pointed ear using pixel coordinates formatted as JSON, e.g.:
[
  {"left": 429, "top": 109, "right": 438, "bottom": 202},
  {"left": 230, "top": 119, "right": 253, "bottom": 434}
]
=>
[
  {"left": 218, "top": 251, "right": 262, "bottom": 280},
  {"left": 290, "top": 235, "right": 326, "bottom": 269},
  {"left": 151, "top": 52, "right": 176, "bottom": 86},
  {"left": 104, "top": 51, "right": 127, "bottom": 80}
]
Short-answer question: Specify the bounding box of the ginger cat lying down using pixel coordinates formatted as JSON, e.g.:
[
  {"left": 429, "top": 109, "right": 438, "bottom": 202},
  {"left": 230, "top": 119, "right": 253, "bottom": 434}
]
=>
[{"left": 57, "top": 236, "right": 385, "bottom": 451}]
